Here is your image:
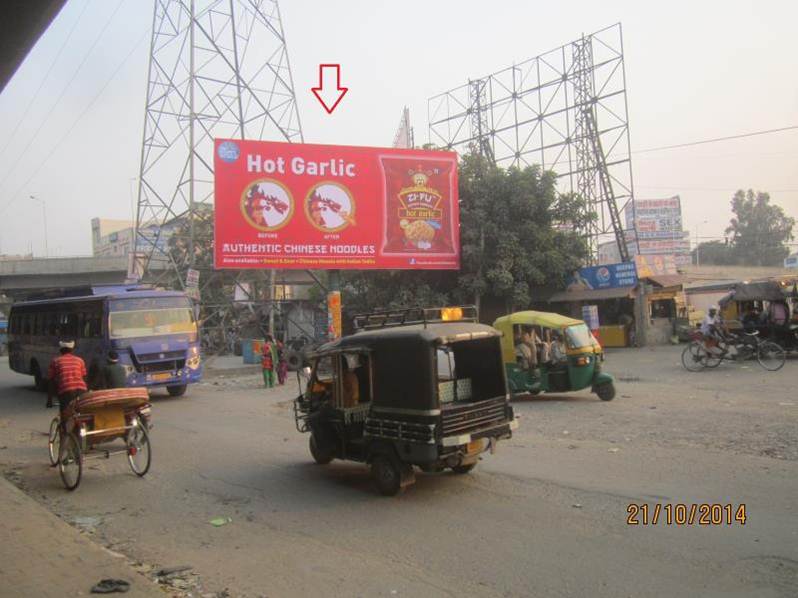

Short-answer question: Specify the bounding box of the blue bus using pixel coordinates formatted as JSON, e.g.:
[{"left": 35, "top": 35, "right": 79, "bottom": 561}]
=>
[{"left": 8, "top": 287, "right": 202, "bottom": 396}]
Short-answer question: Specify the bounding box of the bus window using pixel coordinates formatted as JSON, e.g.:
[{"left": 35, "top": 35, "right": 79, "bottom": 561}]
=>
[
  {"left": 22, "top": 314, "right": 31, "bottom": 335},
  {"left": 83, "top": 313, "right": 101, "bottom": 338},
  {"left": 57, "top": 312, "right": 78, "bottom": 338}
]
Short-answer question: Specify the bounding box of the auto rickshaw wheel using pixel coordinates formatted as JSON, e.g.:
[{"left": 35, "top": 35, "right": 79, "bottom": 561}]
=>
[
  {"left": 309, "top": 434, "right": 333, "bottom": 465},
  {"left": 371, "top": 454, "right": 404, "bottom": 496},
  {"left": 451, "top": 462, "right": 477, "bottom": 474},
  {"left": 58, "top": 432, "right": 82, "bottom": 491},
  {"left": 596, "top": 383, "right": 616, "bottom": 401}
]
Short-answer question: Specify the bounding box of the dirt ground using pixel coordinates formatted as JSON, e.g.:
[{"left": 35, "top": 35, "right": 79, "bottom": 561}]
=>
[{"left": 0, "top": 346, "right": 796, "bottom": 597}]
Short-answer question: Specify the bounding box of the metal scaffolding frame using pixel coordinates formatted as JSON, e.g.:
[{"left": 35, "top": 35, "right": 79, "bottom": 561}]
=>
[
  {"left": 428, "top": 23, "right": 637, "bottom": 261},
  {"left": 134, "top": 0, "right": 303, "bottom": 278}
]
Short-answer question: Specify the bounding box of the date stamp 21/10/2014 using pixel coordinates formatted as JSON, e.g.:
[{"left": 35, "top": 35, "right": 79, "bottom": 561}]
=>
[{"left": 627, "top": 503, "right": 747, "bottom": 526}]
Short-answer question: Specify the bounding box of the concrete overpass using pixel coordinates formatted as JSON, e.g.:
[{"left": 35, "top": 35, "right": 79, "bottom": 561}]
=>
[
  {"left": 0, "top": 256, "right": 133, "bottom": 299},
  {"left": 0, "top": 255, "right": 320, "bottom": 301}
]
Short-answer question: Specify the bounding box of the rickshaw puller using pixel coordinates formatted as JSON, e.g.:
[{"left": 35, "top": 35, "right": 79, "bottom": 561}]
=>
[{"left": 46, "top": 340, "right": 88, "bottom": 431}]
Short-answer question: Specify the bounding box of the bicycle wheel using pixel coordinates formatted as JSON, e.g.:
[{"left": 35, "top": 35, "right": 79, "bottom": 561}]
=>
[
  {"left": 48, "top": 417, "right": 61, "bottom": 466},
  {"left": 757, "top": 341, "right": 786, "bottom": 371},
  {"left": 127, "top": 423, "right": 151, "bottom": 477},
  {"left": 681, "top": 343, "right": 705, "bottom": 372},
  {"left": 58, "top": 432, "right": 82, "bottom": 491}
]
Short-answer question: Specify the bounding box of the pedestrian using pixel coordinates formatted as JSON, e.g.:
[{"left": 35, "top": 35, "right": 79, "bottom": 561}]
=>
[
  {"left": 261, "top": 338, "right": 275, "bottom": 388},
  {"left": 46, "top": 340, "right": 88, "bottom": 433},
  {"left": 276, "top": 339, "right": 288, "bottom": 385},
  {"left": 100, "top": 350, "right": 128, "bottom": 390}
]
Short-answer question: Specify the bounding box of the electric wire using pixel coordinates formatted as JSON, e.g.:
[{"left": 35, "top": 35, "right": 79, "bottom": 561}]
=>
[
  {"left": 0, "top": 0, "right": 126, "bottom": 192},
  {"left": 633, "top": 125, "right": 798, "bottom": 154},
  {"left": 0, "top": 28, "right": 149, "bottom": 217},
  {"left": 0, "top": 0, "right": 91, "bottom": 160}
]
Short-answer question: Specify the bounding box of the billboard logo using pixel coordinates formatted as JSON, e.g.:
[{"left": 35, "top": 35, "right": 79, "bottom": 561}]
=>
[
  {"left": 596, "top": 267, "right": 611, "bottom": 284},
  {"left": 218, "top": 141, "right": 240, "bottom": 163},
  {"left": 241, "top": 179, "right": 294, "bottom": 231}
]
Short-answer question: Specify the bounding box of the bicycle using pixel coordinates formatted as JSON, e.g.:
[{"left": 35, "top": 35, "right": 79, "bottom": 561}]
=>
[{"left": 681, "top": 330, "right": 785, "bottom": 372}]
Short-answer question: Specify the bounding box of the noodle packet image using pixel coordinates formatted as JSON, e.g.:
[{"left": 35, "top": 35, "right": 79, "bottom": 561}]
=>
[{"left": 378, "top": 155, "right": 458, "bottom": 256}]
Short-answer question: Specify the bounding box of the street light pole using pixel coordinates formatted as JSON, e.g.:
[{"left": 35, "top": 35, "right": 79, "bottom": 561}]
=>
[{"left": 29, "top": 195, "right": 48, "bottom": 257}]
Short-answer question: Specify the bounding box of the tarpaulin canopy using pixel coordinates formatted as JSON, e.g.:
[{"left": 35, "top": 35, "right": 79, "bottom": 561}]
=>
[
  {"left": 547, "top": 287, "right": 636, "bottom": 303},
  {"left": 718, "top": 281, "right": 785, "bottom": 305}
]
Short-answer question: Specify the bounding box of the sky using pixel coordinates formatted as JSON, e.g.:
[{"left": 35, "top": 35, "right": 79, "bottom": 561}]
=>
[{"left": 0, "top": 0, "right": 796, "bottom": 258}]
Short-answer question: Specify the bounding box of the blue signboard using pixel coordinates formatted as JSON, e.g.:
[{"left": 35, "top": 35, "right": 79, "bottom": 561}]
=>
[{"left": 567, "top": 262, "right": 638, "bottom": 290}]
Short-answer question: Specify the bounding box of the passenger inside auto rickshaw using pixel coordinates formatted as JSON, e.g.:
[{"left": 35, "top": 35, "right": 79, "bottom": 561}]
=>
[
  {"left": 513, "top": 326, "right": 537, "bottom": 371},
  {"left": 309, "top": 353, "right": 371, "bottom": 409},
  {"left": 342, "top": 353, "right": 369, "bottom": 408}
]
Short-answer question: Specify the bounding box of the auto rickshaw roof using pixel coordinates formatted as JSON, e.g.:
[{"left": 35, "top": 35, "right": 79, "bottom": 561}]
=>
[
  {"left": 311, "top": 321, "right": 500, "bottom": 357},
  {"left": 493, "top": 310, "right": 585, "bottom": 330}
]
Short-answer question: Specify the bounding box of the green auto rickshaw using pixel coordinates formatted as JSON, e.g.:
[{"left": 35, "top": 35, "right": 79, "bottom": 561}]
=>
[{"left": 493, "top": 311, "right": 616, "bottom": 401}]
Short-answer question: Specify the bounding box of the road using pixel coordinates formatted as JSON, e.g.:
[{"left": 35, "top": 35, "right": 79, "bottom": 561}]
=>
[{"left": 1, "top": 347, "right": 796, "bottom": 598}]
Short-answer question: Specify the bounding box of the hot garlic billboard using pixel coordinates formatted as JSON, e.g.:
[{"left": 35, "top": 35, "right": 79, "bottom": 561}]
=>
[{"left": 213, "top": 139, "right": 460, "bottom": 270}]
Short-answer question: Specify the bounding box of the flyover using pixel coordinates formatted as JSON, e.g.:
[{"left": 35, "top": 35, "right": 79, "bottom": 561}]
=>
[{"left": 0, "top": 256, "right": 133, "bottom": 299}]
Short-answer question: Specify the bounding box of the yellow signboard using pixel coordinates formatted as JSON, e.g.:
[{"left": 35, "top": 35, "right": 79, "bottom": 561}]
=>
[{"left": 327, "top": 291, "right": 342, "bottom": 340}]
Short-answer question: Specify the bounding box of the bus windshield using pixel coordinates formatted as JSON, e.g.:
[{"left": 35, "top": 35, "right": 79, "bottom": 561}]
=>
[{"left": 109, "top": 298, "right": 195, "bottom": 339}]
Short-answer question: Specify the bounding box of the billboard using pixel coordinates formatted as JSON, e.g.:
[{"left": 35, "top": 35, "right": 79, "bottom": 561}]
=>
[
  {"left": 625, "top": 197, "right": 690, "bottom": 264},
  {"left": 213, "top": 139, "right": 459, "bottom": 270},
  {"left": 567, "top": 262, "right": 638, "bottom": 290}
]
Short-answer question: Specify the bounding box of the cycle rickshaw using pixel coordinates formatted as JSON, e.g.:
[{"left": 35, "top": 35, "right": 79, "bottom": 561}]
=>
[{"left": 48, "top": 388, "right": 152, "bottom": 490}]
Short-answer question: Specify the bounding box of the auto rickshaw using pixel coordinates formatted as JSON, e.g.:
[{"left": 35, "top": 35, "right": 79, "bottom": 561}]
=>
[
  {"left": 493, "top": 311, "right": 616, "bottom": 401},
  {"left": 293, "top": 306, "right": 518, "bottom": 496}
]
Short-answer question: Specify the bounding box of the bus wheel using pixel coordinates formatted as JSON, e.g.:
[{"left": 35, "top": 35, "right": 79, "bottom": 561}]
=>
[
  {"left": 31, "top": 361, "right": 46, "bottom": 391},
  {"left": 166, "top": 385, "right": 187, "bottom": 397}
]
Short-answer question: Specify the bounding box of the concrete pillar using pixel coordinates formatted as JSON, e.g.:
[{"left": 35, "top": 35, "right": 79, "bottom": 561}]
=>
[{"left": 635, "top": 283, "right": 649, "bottom": 347}]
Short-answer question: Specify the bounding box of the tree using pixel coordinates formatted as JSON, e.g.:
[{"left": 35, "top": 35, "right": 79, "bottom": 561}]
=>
[
  {"left": 691, "top": 240, "right": 734, "bottom": 266},
  {"left": 455, "top": 153, "right": 591, "bottom": 312},
  {"left": 726, "top": 189, "right": 794, "bottom": 266}
]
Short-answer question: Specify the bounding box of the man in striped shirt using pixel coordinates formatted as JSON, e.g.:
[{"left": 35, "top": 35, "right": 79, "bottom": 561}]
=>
[{"left": 46, "top": 340, "right": 88, "bottom": 419}]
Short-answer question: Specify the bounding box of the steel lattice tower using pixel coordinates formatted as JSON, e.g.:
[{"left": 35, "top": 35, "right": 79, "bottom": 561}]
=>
[
  {"left": 428, "top": 24, "right": 638, "bottom": 263},
  {"left": 134, "top": 0, "right": 303, "bottom": 281},
  {"left": 468, "top": 78, "right": 494, "bottom": 162},
  {"left": 572, "top": 35, "right": 628, "bottom": 262}
]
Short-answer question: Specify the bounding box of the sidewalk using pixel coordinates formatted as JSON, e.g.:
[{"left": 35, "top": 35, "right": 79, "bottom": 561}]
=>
[
  {"left": 0, "top": 478, "right": 163, "bottom": 597},
  {"left": 202, "top": 354, "right": 260, "bottom": 379}
]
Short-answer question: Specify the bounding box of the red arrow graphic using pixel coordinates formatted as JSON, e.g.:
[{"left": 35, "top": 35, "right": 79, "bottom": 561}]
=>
[{"left": 311, "top": 64, "right": 348, "bottom": 114}]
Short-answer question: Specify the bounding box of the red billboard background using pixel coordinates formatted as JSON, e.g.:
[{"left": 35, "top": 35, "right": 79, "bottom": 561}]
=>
[{"left": 213, "top": 139, "right": 459, "bottom": 270}]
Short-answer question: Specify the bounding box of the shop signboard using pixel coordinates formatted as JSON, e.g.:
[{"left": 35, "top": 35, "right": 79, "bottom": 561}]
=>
[
  {"left": 634, "top": 254, "right": 677, "bottom": 278},
  {"left": 567, "top": 261, "right": 638, "bottom": 290},
  {"left": 214, "top": 139, "right": 460, "bottom": 270}
]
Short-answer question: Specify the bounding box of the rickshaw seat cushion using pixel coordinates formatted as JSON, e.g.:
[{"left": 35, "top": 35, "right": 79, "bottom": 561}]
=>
[{"left": 73, "top": 388, "right": 149, "bottom": 414}]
